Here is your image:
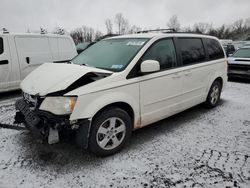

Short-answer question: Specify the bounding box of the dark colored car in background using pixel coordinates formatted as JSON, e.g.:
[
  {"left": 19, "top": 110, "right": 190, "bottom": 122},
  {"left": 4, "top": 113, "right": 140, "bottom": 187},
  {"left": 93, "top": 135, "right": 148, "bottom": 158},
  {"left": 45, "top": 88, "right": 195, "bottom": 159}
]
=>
[{"left": 228, "top": 46, "right": 250, "bottom": 80}]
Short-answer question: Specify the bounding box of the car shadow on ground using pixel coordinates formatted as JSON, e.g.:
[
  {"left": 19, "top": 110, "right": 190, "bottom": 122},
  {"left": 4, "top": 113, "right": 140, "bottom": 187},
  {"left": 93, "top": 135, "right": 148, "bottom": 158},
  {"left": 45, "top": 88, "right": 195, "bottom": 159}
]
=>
[{"left": 17, "top": 99, "right": 229, "bottom": 172}]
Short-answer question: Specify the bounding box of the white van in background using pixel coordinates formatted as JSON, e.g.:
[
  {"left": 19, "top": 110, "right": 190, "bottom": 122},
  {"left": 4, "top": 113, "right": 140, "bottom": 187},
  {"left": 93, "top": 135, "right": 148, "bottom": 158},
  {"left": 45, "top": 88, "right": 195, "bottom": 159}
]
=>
[{"left": 0, "top": 32, "right": 77, "bottom": 93}]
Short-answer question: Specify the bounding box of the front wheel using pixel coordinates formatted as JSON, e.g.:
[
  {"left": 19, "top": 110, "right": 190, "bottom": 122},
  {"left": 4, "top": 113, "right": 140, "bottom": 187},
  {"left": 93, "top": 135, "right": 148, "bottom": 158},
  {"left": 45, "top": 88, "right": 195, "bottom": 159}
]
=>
[
  {"left": 204, "top": 80, "right": 222, "bottom": 108},
  {"left": 88, "top": 108, "right": 132, "bottom": 157}
]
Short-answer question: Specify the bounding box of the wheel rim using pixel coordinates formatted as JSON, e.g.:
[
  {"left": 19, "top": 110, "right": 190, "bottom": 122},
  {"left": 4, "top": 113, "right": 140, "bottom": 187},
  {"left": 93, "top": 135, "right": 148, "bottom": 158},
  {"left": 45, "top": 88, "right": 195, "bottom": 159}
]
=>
[
  {"left": 210, "top": 85, "right": 220, "bottom": 105},
  {"left": 96, "top": 117, "right": 126, "bottom": 150}
]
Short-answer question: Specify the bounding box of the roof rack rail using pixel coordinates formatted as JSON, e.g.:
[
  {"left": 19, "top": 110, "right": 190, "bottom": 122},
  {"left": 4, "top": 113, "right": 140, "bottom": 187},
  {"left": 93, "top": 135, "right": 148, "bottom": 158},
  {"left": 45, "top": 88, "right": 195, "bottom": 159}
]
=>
[{"left": 137, "top": 28, "right": 176, "bottom": 34}]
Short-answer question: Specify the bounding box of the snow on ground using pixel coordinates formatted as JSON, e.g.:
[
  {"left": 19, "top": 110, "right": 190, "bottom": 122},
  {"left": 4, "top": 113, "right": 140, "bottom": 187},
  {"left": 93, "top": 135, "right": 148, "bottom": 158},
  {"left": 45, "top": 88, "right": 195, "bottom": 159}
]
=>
[
  {"left": 0, "top": 101, "right": 17, "bottom": 125},
  {"left": 0, "top": 81, "right": 249, "bottom": 188}
]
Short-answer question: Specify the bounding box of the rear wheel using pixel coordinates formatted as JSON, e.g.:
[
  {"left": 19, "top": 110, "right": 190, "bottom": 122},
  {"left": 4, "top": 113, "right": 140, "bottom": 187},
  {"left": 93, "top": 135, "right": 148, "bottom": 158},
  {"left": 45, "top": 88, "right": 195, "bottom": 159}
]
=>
[
  {"left": 204, "top": 80, "right": 222, "bottom": 108},
  {"left": 88, "top": 108, "right": 132, "bottom": 157}
]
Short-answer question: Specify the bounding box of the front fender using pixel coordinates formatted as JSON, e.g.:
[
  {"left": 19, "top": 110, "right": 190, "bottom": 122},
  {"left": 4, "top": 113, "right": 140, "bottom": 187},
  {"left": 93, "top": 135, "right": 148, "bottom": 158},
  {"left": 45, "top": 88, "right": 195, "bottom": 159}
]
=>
[{"left": 70, "top": 84, "right": 140, "bottom": 126}]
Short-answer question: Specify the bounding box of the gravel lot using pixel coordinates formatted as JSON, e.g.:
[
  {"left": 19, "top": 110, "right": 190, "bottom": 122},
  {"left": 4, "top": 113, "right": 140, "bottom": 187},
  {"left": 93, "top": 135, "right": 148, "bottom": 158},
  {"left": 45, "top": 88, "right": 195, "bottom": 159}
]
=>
[{"left": 0, "top": 81, "right": 249, "bottom": 188}]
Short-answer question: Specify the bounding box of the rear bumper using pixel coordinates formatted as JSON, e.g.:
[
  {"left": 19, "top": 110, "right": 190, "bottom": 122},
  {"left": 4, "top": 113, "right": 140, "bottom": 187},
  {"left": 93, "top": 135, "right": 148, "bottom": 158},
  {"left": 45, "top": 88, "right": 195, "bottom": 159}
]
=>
[{"left": 14, "top": 99, "right": 90, "bottom": 147}]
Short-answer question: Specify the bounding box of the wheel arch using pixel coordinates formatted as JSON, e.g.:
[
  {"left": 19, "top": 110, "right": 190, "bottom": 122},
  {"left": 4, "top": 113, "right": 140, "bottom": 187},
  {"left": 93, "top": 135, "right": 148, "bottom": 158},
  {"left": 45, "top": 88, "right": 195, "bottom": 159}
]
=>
[
  {"left": 214, "top": 77, "right": 223, "bottom": 88},
  {"left": 206, "top": 76, "right": 224, "bottom": 96},
  {"left": 92, "top": 102, "right": 135, "bottom": 128}
]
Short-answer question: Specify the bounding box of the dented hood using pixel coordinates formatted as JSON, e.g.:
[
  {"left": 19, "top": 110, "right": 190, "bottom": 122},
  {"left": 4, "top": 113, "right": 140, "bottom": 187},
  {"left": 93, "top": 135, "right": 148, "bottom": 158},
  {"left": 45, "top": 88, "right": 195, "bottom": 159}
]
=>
[{"left": 21, "top": 63, "right": 112, "bottom": 96}]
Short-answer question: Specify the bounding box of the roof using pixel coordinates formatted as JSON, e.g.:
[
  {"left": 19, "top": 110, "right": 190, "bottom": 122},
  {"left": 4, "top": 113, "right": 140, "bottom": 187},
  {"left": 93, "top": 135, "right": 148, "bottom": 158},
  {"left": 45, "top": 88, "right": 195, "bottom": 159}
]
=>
[
  {"left": 106, "top": 32, "right": 218, "bottom": 40},
  {"left": 0, "top": 32, "right": 71, "bottom": 38}
]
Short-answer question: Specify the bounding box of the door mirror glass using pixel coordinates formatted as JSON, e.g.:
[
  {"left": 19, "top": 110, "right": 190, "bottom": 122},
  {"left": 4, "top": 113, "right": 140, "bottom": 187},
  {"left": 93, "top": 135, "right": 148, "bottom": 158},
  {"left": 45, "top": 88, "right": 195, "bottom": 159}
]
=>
[{"left": 140, "top": 60, "right": 160, "bottom": 73}]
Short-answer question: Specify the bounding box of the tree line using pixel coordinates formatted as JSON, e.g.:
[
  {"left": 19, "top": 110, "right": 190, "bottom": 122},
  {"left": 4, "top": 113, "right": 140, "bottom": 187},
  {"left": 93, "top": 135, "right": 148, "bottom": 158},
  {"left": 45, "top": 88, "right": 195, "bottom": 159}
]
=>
[{"left": 69, "top": 13, "right": 250, "bottom": 44}]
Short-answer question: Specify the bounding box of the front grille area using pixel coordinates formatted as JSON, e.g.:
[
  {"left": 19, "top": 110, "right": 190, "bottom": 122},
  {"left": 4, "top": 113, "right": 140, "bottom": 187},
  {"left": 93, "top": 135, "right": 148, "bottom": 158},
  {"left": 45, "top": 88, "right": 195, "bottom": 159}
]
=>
[{"left": 228, "top": 64, "right": 250, "bottom": 71}]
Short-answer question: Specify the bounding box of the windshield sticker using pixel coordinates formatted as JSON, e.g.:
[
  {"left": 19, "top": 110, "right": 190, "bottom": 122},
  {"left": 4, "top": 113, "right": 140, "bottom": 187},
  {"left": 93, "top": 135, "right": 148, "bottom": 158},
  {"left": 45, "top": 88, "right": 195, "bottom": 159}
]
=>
[
  {"left": 126, "top": 41, "right": 145, "bottom": 46},
  {"left": 111, "top": 64, "right": 124, "bottom": 69}
]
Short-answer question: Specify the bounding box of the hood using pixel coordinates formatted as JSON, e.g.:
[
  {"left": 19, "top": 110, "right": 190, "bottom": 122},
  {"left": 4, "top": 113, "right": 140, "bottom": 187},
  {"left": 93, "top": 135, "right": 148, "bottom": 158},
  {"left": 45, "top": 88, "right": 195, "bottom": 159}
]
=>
[
  {"left": 21, "top": 63, "right": 112, "bottom": 96},
  {"left": 228, "top": 57, "right": 250, "bottom": 65}
]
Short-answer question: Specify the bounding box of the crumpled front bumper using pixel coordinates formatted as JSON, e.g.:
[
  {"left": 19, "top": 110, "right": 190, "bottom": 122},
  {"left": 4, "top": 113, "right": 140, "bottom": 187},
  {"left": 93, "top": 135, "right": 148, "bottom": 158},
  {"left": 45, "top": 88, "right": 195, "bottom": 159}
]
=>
[
  {"left": 14, "top": 99, "right": 43, "bottom": 138},
  {"left": 14, "top": 99, "right": 91, "bottom": 148}
]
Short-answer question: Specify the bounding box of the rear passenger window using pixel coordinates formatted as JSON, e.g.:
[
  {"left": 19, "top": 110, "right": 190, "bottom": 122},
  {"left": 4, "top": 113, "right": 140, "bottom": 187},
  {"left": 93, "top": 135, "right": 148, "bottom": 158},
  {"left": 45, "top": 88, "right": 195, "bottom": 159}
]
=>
[
  {"left": 0, "top": 38, "right": 3, "bottom": 55},
  {"left": 178, "top": 38, "right": 205, "bottom": 65},
  {"left": 205, "top": 38, "right": 225, "bottom": 60},
  {"left": 142, "top": 39, "right": 176, "bottom": 70}
]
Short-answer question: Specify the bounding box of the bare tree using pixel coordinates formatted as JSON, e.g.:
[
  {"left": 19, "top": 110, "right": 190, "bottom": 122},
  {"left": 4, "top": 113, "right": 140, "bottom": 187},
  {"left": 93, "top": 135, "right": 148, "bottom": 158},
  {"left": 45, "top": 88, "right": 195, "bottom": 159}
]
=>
[
  {"left": 94, "top": 30, "right": 103, "bottom": 41},
  {"left": 193, "top": 22, "right": 212, "bottom": 34},
  {"left": 105, "top": 19, "right": 113, "bottom": 34},
  {"left": 69, "top": 15, "right": 250, "bottom": 42},
  {"left": 245, "top": 17, "right": 250, "bottom": 28},
  {"left": 167, "top": 15, "right": 181, "bottom": 31},
  {"left": 232, "top": 19, "right": 244, "bottom": 31},
  {"left": 82, "top": 26, "right": 94, "bottom": 42},
  {"left": 70, "top": 28, "right": 84, "bottom": 44},
  {"left": 128, "top": 25, "right": 142, "bottom": 34},
  {"left": 115, "top": 13, "right": 129, "bottom": 34}
]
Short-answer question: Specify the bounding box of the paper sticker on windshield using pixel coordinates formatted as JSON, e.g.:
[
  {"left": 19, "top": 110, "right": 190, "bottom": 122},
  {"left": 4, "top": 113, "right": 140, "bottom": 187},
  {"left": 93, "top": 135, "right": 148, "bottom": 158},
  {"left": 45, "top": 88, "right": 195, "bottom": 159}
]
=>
[
  {"left": 126, "top": 41, "right": 145, "bottom": 46},
  {"left": 111, "top": 65, "right": 123, "bottom": 69}
]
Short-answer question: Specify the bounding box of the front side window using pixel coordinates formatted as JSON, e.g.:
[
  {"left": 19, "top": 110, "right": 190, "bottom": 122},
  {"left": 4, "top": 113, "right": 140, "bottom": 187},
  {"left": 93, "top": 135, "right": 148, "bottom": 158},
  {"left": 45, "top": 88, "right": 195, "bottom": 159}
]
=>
[
  {"left": 205, "top": 38, "right": 225, "bottom": 60},
  {"left": 141, "top": 39, "right": 176, "bottom": 70},
  {"left": 0, "top": 37, "right": 3, "bottom": 55},
  {"left": 71, "top": 38, "right": 149, "bottom": 72},
  {"left": 178, "top": 38, "right": 205, "bottom": 65},
  {"left": 232, "top": 48, "right": 250, "bottom": 58}
]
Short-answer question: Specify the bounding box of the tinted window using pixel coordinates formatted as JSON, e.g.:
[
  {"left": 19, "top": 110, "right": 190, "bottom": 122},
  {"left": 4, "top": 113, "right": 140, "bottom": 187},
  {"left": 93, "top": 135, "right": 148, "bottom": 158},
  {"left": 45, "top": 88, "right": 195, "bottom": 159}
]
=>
[
  {"left": 205, "top": 38, "right": 224, "bottom": 60},
  {"left": 142, "top": 39, "right": 176, "bottom": 70},
  {"left": 178, "top": 38, "right": 205, "bottom": 65},
  {"left": 0, "top": 37, "right": 3, "bottom": 55}
]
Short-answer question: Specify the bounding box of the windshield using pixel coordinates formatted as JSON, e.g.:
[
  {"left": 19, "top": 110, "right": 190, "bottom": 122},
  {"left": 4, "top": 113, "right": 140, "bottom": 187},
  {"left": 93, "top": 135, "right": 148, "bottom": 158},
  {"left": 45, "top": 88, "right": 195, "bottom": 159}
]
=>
[
  {"left": 232, "top": 48, "right": 250, "bottom": 58},
  {"left": 71, "top": 38, "right": 149, "bottom": 72}
]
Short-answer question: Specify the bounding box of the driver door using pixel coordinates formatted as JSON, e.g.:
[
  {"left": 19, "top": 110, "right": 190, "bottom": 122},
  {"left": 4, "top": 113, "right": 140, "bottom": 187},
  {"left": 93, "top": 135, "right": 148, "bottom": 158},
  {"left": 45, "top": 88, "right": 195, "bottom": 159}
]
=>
[{"left": 138, "top": 38, "right": 184, "bottom": 126}]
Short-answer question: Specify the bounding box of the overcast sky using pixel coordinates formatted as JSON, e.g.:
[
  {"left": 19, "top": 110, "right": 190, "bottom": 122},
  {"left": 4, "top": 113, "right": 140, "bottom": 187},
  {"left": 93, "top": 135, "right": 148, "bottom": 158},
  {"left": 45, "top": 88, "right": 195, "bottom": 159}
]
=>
[{"left": 0, "top": 0, "right": 249, "bottom": 34}]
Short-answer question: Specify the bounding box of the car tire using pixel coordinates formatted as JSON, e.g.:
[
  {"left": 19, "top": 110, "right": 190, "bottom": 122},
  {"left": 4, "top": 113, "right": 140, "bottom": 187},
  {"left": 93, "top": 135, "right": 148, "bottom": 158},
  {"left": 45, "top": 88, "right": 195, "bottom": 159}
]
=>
[
  {"left": 204, "top": 80, "right": 222, "bottom": 108},
  {"left": 88, "top": 107, "right": 132, "bottom": 157}
]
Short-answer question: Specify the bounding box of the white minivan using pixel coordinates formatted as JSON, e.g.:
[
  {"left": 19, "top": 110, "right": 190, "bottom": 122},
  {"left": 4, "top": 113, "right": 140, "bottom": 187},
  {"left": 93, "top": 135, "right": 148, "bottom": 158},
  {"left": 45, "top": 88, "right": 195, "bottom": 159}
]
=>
[
  {"left": 0, "top": 32, "right": 77, "bottom": 92},
  {"left": 15, "top": 32, "right": 227, "bottom": 156}
]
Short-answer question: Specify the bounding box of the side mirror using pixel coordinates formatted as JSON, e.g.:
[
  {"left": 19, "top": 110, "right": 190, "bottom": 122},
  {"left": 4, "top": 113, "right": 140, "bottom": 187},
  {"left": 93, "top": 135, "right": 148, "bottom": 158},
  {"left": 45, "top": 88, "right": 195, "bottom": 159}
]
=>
[{"left": 140, "top": 60, "right": 160, "bottom": 73}]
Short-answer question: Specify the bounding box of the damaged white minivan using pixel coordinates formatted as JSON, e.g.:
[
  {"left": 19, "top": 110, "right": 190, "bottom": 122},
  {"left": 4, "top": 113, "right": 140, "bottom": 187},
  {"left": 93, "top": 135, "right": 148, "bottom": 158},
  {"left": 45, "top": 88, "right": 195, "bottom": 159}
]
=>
[{"left": 15, "top": 32, "right": 227, "bottom": 156}]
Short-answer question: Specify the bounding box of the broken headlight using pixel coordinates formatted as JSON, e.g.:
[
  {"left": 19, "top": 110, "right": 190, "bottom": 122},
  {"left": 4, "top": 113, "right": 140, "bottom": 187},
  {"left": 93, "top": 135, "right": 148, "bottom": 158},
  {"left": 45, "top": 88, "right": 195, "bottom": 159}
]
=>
[{"left": 39, "top": 97, "right": 77, "bottom": 115}]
